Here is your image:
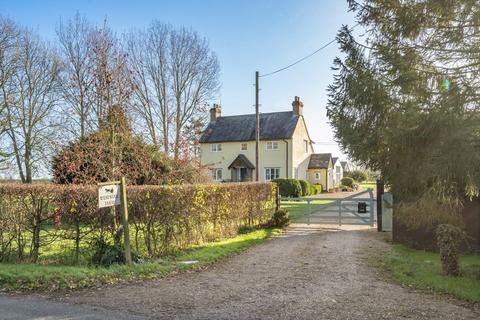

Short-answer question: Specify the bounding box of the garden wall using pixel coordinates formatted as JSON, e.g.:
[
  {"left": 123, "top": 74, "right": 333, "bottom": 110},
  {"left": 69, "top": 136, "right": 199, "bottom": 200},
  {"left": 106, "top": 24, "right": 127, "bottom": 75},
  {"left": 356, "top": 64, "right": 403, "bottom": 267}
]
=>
[
  {"left": 392, "top": 198, "right": 480, "bottom": 253},
  {"left": 0, "top": 182, "right": 276, "bottom": 264}
]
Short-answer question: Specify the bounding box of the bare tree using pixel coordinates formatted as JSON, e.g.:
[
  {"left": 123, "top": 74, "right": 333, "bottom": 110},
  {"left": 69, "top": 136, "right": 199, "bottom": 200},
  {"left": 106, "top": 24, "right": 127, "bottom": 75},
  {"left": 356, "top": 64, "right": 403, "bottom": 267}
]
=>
[
  {"left": 170, "top": 28, "right": 220, "bottom": 160},
  {"left": 1, "top": 27, "right": 60, "bottom": 183},
  {"left": 0, "top": 17, "right": 18, "bottom": 170},
  {"left": 56, "top": 13, "right": 94, "bottom": 138},
  {"left": 126, "top": 23, "right": 220, "bottom": 159},
  {"left": 125, "top": 22, "right": 172, "bottom": 151},
  {"left": 89, "top": 21, "right": 132, "bottom": 127}
]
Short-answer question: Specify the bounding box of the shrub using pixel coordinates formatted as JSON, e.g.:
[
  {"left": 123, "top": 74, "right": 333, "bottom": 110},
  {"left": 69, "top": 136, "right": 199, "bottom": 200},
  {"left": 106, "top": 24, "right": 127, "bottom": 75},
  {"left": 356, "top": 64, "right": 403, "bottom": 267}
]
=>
[
  {"left": 313, "top": 184, "right": 322, "bottom": 194},
  {"left": 344, "top": 170, "right": 368, "bottom": 183},
  {"left": 267, "top": 209, "right": 290, "bottom": 228},
  {"left": 341, "top": 177, "right": 354, "bottom": 188},
  {"left": 91, "top": 238, "right": 125, "bottom": 267},
  {"left": 272, "top": 178, "right": 302, "bottom": 198},
  {"left": 436, "top": 224, "right": 465, "bottom": 276},
  {"left": 52, "top": 105, "right": 208, "bottom": 185},
  {"left": 308, "top": 184, "right": 315, "bottom": 195},
  {"left": 298, "top": 180, "right": 311, "bottom": 196},
  {"left": 0, "top": 182, "right": 276, "bottom": 264}
]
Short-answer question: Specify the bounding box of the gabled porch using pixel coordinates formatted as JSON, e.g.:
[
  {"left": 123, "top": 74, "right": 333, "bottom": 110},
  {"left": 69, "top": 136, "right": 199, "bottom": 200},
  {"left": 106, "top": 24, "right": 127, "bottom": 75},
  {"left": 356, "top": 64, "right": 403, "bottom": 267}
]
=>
[{"left": 228, "top": 154, "right": 255, "bottom": 182}]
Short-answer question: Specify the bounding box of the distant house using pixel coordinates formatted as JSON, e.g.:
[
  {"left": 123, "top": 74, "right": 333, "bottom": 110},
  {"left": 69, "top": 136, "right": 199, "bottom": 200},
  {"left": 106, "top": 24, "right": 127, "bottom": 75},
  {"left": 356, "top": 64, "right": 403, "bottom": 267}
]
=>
[
  {"left": 332, "top": 157, "right": 344, "bottom": 186},
  {"left": 199, "top": 96, "right": 335, "bottom": 190},
  {"left": 307, "top": 153, "right": 334, "bottom": 191},
  {"left": 340, "top": 161, "right": 351, "bottom": 173}
]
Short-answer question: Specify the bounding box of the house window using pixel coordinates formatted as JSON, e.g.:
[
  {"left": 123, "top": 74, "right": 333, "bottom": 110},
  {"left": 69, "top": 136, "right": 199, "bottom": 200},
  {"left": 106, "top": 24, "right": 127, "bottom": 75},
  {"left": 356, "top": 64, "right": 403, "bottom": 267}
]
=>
[
  {"left": 265, "top": 168, "right": 280, "bottom": 181},
  {"left": 266, "top": 141, "right": 279, "bottom": 150},
  {"left": 212, "top": 168, "right": 223, "bottom": 181},
  {"left": 304, "top": 140, "right": 308, "bottom": 153},
  {"left": 211, "top": 143, "right": 222, "bottom": 152},
  {"left": 241, "top": 143, "right": 248, "bottom": 151},
  {"left": 294, "top": 167, "right": 299, "bottom": 179},
  {"left": 315, "top": 172, "right": 321, "bottom": 180}
]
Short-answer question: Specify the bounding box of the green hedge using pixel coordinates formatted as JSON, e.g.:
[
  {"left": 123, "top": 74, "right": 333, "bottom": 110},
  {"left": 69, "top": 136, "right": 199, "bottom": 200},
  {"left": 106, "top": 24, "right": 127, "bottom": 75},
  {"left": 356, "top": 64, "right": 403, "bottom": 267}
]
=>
[
  {"left": 273, "top": 179, "right": 322, "bottom": 197},
  {"left": 341, "top": 177, "right": 354, "bottom": 187},
  {"left": 0, "top": 182, "right": 276, "bottom": 264},
  {"left": 310, "top": 184, "right": 322, "bottom": 195},
  {"left": 272, "top": 178, "right": 302, "bottom": 198},
  {"left": 298, "top": 180, "right": 310, "bottom": 196},
  {"left": 344, "top": 170, "right": 368, "bottom": 183}
]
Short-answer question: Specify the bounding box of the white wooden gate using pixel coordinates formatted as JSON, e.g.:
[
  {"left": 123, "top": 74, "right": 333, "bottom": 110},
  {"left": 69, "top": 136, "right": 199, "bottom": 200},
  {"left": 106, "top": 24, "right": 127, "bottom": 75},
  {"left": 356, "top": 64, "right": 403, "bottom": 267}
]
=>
[{"left": 281, "top": 189, "right": 376, "bottom": 226}]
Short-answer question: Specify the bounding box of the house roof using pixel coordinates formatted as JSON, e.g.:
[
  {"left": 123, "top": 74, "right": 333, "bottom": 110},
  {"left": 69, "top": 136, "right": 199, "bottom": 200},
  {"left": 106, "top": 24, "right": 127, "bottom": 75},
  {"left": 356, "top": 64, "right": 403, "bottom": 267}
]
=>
[
  {"left": 200, "top": 111, "right": 300, "bottom": 143},
  {"left": 332, "top": 157, "right": 339, "bottom": 166},
  {"left": 308, "top": 153, "right": 332, "bottom": 169},
  {"left": 228, "top": 154, "right": 255, "bottom": 169},
  {"left": 340, "top": 161, "right": 349, "bottom": 171}
]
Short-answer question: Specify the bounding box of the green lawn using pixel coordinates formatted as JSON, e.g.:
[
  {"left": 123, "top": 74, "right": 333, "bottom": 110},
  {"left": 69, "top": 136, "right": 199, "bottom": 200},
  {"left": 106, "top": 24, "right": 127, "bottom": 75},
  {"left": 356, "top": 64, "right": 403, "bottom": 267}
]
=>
[
  {"left": 359, "top": 181, "right": 376, "bottom": 189},
  {"left": 0, "top": 228, "right": 280, "bottom": 291},
  {"left": 281, "top": 200, "right": 332, "bottom": 219},
  {"left": 369, "top": 244, "right": 480, "bottom": 302}
]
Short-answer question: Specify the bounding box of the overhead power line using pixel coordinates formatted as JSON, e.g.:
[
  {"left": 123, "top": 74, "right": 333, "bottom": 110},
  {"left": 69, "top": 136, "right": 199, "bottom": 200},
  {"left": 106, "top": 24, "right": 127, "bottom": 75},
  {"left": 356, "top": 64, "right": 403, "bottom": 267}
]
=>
[{"left": 259, "top": 23, "right": 359, "bottom": 78}]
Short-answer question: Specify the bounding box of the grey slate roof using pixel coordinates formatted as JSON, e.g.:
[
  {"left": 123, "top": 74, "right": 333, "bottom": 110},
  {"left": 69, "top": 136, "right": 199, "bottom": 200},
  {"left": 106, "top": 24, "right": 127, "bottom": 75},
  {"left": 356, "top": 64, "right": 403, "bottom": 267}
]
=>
[
  {"left": 340, "top": 161, "right": 349, "bottom": 171},
  {"left": 332, "top": 157, "right": 339, "bottom": 166},
  {"left": 308, "top": 153, "right": 332, "bottom": 169},
  {"left": 228, "top": 154, "right": 255, "bottom": 169},
  {"left": 200, "top": 111, "right": 299, "bottom": 143}
]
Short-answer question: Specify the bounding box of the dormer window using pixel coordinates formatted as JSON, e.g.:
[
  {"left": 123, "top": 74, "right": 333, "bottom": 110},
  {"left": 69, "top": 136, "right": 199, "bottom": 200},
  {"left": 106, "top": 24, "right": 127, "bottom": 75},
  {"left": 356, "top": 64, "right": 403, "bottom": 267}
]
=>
[
  {"left": 304, "top": 140, "right": 308, "bottom": 153},
  {"left": 211, "top": 143, "right": 222, "bottom": 152},
  {"left": 266, "top": 141, "right": 279, "bottom": 150}
]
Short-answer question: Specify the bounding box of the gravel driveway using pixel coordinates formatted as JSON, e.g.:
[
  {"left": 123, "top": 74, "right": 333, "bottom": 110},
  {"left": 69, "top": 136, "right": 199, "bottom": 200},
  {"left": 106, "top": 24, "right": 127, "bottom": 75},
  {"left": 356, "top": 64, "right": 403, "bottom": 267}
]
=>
[{"left": 44, "top": 224, "right": 478, "bottom": 320}]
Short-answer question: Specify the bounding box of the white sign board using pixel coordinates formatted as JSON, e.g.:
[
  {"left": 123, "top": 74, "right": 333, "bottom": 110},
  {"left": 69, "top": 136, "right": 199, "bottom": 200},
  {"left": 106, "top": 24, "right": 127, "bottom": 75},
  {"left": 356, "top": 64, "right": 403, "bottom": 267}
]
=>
[{"left": 98, "top": 184, "right": 121, "bottom": 208}]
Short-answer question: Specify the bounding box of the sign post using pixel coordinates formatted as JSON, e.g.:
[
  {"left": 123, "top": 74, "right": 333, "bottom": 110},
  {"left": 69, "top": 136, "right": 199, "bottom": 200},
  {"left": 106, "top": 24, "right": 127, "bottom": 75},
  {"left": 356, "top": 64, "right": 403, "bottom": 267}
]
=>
[{"left": 97, "top": 178, "right": 132, "bottom": 265}]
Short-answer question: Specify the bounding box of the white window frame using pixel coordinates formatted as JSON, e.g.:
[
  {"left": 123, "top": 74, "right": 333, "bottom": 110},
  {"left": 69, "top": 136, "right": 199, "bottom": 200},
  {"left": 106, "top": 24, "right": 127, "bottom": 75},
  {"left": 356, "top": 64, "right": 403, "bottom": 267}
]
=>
[
  {"left": 265, "top": 167, "right": 280, "bottom": 181},
  {"left": 211, "top": 143, "right": 222, "bottom": 152},
  {"left": 266, "top": 141, "right": 279, "bottom": 151},
  {"left": 212, "top": 168, "right": 223, "bottom": 181},
  {"left": 315, "top": 172, "right": 321, "bottom": 180},
  {"left": 241, "top": 143, "right": 248, "bottom": 151},
  {"left": 294, "top": 167, "right": 299, "bottom": 179}
]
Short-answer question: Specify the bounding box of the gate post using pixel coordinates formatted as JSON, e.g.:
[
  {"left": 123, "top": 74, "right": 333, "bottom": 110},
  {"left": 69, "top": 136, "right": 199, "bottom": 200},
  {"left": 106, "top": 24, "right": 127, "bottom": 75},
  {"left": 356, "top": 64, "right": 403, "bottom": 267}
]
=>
[
  {"left": 338, "top": 199, "right": 342, "bottom": 226},
  {"left": 368, "top": 188, "right": 375, "bottom": 227},
  {"left": 376, "top": 180, "right": 384, "bottom": 231},
  {"left": 307, "top": 200, "right": 311, "bottom": 225}
]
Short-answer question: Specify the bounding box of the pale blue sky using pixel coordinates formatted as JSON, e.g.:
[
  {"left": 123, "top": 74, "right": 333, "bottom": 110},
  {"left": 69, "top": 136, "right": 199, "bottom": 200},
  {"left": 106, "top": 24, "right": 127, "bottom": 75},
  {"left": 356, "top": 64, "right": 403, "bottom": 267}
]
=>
[{"left": 0, "top": 0, "right": 357, "bottom": 159}]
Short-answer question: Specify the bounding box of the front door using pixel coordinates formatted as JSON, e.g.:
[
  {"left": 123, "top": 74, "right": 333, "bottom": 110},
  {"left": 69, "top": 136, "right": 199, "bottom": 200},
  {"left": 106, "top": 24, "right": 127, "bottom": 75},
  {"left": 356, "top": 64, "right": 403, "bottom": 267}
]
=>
[{"left": 240, "top": 168, "right": 248, "bottom": 181}]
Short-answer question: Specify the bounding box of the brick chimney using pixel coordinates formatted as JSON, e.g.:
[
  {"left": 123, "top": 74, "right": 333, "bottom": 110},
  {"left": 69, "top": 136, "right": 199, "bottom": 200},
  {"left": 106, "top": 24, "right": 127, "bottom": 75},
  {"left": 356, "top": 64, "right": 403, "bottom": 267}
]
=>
[
  {"left": 292, "top": 96, "right": 303, "bottom": 116},
  {"left": 210, "top": 104, "right": 221, "bottom": 122}
]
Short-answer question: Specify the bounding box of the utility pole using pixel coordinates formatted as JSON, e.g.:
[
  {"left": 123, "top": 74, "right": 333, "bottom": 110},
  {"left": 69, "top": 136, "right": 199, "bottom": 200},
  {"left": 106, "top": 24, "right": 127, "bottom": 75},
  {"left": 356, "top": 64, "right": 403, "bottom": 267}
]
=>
[{"left": 255, "top": 71, "right": 260, "bottom": 181}]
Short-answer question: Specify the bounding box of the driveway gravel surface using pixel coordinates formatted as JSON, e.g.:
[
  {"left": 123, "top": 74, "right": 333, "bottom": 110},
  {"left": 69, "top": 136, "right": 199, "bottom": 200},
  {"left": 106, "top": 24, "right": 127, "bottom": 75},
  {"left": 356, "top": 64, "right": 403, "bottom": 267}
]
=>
[{"left": 3, "top": 224, "right": 479, "bottom": 319}]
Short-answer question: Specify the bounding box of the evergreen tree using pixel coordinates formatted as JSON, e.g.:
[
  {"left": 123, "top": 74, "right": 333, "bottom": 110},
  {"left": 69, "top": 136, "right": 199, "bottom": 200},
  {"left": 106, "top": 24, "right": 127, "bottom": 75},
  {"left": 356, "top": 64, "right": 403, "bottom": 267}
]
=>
[{"left": 328, "top": 0, "right": 480, "bottom": 229}]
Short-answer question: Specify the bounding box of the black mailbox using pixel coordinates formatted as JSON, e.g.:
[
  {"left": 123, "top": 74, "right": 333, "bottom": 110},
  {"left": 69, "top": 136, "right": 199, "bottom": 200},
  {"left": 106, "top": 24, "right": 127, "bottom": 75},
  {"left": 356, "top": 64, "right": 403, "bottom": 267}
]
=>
[{"left": 358, "top": 202, "right": 367, "bottom": 213}]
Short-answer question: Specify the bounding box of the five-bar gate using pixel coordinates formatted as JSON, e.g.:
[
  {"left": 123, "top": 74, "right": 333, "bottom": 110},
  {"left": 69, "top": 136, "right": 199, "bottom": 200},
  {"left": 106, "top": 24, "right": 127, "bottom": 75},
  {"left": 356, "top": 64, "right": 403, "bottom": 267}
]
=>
[{"left": 281, "top": 189, "right": 376, "bottom": 226}]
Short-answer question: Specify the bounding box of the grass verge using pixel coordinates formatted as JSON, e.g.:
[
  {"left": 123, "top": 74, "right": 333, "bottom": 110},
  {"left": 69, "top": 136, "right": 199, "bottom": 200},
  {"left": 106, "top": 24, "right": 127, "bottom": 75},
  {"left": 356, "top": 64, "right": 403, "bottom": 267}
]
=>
[
  {"left": 369, "top": 244, "right": 480, "bottom": 302},
  {"left": 0, "top": 228, "right": 280, "bottom": 292}
]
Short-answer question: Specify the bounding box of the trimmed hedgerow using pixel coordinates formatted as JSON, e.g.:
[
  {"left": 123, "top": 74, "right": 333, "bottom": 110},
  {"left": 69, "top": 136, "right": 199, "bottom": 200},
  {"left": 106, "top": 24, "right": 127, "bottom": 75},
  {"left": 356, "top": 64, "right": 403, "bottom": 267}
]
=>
[
  {"left": 272, "top": 178, "right": 302, "bottom": 198},
  {"left": 298, "top": 180, "right": 310, "bottom": 196},
  {"left": 0, "top": 182, "right": 276, "bottom": 264}
]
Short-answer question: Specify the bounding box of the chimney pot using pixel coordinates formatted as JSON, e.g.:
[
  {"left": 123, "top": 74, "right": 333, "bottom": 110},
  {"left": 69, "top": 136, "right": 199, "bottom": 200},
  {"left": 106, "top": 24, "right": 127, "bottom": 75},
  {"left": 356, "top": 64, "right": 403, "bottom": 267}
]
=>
[
  {"left": 292, "top": 96, "right": 304, "bottom": 116},
  {"left": 210, "top": 104, "right": 221, "bottom": 122}
]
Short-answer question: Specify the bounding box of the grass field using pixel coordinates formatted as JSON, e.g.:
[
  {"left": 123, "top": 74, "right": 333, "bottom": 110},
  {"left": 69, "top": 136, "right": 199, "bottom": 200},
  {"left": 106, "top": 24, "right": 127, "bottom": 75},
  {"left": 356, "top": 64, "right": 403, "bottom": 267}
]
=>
[
  {"left": 359, "top": 181, "right": 376, "bottom": 190},
  {"left": 369, "top": 245, "right": 480, "bottom": 302},
  {"left": 0, "top": 228, "right": 280, "bottom": 291}
]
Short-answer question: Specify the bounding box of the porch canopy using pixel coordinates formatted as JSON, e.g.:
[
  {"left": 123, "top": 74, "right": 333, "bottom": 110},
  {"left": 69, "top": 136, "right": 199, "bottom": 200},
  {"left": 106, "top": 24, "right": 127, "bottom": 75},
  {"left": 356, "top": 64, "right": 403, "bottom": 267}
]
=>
[{"left": 228, "top": 154, "right": 255, "bottom": 170}]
